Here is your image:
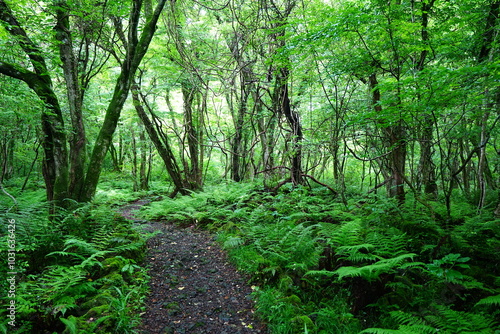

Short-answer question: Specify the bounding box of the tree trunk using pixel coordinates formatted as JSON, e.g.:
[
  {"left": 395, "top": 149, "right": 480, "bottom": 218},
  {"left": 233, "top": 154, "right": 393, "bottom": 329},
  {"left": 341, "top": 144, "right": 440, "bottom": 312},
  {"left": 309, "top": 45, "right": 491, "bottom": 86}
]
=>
[
  {"left": 139, "top": 129, "right": 149, "bottom": 191},
  {"left": 109, "top": 135, "right": 124, "bottom": 172},
  {"left": 279, "top": 68, "right": 303, "bottom": 185},
  {"left": 368, "top": 73, "right": 406, "bottom": 203},
  {"left": 131, "top": 126, "right": 139, "bottom": 192},
  {"left": 0, "top": 135, "right": 14, "bottom": 181},
  {"left": 0, "top": 0, "right": 69, "bottom": 206},
  {"left": 132, "top": 84, "right": 188, "bottom": 195},
  {"left": 182, "top": 81, "right": 203, "bottom": 190},
  {"left": 477, "top": 112, "right": 489, "bottom": 211},
  {"left": 477, "top": 2, "right": 499, "bottom": 211},
  {"left": 230, "top": 83, "right": 249, "bottom": 182},
  {"left": 54, "top": 1, "right": 86, "bottom": 201},
  {"left": 80, "top": 0, "right": 167, "bottom": 201},
  {"left": 418, "top": 119, "right": 437, "bottom": 199}
]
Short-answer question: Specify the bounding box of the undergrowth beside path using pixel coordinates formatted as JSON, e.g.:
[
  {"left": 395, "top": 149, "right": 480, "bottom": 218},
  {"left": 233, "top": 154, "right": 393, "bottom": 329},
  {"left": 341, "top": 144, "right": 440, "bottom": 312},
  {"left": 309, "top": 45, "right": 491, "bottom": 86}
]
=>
[
  {"left": 1, "top": 179, "right": 499, "bottom": 333},
  {"left": 139, "top": 182, "right": 500, "bottom": 334},
  {"left": 0, "top": 189, "right": 149, "bottom": 333}
]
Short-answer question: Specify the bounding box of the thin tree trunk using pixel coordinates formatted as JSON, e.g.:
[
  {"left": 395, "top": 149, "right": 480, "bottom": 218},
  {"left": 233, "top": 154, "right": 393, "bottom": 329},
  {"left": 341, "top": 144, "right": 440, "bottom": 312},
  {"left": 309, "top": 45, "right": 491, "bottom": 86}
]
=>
[
  {"left": 418, "top": 122, "right": 437, "bottom": 199},
  {"left": 139, "top": 128, "right": 149, "bottom": 190},
  {"left": 278, "top": 68, "right": 303, "bottom": 185},
  {"left": 132, "top": 84, "right": 188, "bottom": 195},
  {"left": 21, "top": 140, "right": 41, "bottom": 191},
  {"left": 182, "top": 82, "right": 202, "bottom": 189},
  {"left": 477, "top": 112, "right": 489, "bottom": 211},
  {"left": 131, "top": 127, "right": 139, "bottom": 192},
  {"left": 368, "top": 73, "right": 407, "bottom": 203}
]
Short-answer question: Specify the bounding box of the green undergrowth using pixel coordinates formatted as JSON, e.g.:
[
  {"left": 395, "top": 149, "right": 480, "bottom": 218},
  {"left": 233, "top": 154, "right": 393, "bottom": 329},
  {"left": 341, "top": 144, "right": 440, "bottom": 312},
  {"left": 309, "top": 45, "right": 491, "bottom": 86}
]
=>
[
  {"left": 0, "top": 184, "right": 151, "bottom": 333},
  {"left": 141, "top": 181, "right": 500, "bottom": 334},
  {"left": 93, "top": 173, "right": 164, "bottom": 207}
]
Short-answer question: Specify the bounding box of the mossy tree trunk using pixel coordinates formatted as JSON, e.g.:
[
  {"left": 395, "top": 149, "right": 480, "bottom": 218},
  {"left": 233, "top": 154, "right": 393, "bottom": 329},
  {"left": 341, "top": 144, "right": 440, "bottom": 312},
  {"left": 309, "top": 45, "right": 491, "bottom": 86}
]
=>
[
  {"left": 73, "top": 0, "right": 167, "bottom": 202},
  {"left": 0, "top": 0, "right": 168, "bottom": 205},
  {"left": 0, "top": 0, "right": 69, "bottom": 206},
  {"left": 54, "top": 0, "right": 87, "bottom": 201}
]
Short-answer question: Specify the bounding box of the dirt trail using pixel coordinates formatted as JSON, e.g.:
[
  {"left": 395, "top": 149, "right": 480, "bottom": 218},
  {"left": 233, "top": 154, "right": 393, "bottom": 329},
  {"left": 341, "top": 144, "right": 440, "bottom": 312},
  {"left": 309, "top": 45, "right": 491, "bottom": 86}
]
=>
[{"left": 119, "top": 199, "right": 267, "bottom": 334}]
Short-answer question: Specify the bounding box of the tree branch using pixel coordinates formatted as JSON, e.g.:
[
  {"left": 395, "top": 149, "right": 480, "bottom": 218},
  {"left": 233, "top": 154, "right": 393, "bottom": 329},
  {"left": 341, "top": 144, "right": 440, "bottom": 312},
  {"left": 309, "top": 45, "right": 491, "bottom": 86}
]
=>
[
  {"left": 0, "top": 0, "right": 50, "bottom": 76},
  {"left": 0, "top": 60, "right": 37, "bottom": 83}
]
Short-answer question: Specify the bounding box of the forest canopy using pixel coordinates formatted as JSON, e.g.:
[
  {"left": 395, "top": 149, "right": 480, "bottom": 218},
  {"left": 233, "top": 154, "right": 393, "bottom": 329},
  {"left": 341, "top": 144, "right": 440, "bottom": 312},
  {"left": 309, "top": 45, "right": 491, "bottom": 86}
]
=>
[{"left": 0, "top": 0, "right": 499, "bottom": 214}]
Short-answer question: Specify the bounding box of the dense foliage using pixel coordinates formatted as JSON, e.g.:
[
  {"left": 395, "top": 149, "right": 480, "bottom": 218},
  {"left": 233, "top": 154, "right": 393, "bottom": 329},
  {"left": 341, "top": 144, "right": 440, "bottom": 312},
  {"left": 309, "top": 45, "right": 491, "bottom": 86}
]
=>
[
  {"left": 1, "top": 0, "right": 500, "bottom": 333},
  {"left": 0, "top": 182, "right": 151, "bottom": 333},
  {"left": 141, "top": 182, "right": 500, "bottom": 333}
]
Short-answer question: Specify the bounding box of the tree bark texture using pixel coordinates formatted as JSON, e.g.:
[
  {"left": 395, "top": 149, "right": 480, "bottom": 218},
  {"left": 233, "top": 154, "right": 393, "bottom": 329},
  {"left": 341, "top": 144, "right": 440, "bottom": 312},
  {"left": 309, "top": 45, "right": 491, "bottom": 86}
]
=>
[
  {"left": 277, "top": 67, "right": 303, "bottom": 185},
  {"left": 182, "top": 82, "right": 203, "bottom": 190}
]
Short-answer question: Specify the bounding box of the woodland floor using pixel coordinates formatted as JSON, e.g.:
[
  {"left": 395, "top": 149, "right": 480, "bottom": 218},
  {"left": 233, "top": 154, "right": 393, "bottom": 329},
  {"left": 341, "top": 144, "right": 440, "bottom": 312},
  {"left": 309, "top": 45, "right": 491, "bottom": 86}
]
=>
[{"left": 119, "top": 199, "right": 268, "bottom": 334}]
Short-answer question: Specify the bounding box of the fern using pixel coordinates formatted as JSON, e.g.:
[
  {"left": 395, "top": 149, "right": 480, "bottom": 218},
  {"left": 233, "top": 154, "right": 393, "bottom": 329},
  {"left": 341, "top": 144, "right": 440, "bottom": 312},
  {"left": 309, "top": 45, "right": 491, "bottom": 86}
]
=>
[
  {"left": 252, "top": 223, "right": 321, "bottom": 274},
  {"left": 60, "top": 316, "right": 79, "bottom": 334},
  {"left": 47, "top": 239, "right": 111, "bottom": 270},
  {"left": 34, "top": 265, "right": 97, "bottom": 316},
  {"left": 475, "top": 294, "right": 500, "bottom": 307},
  {"left": 336, "top": 243, "right": 378, "bottom": 263},
  {"left": 425, "top": 304, "right": 497, "bottom": 332},
  {"left": 334, "top": 253, "right": 417, "bottom": 281},
  {"left": 389, "top": 310, "right": 427, "bottom": 327},
  {"left": 304, "top": 269, "right": 337, "bottom": 278},
  {"left": 63, "top": 238, "right": 101, "bottom": 256},
  {"left": 223, "top": 236, "right": 244, "bottom": 249},
  {"left": 365, "top": 305, "right": 498, "bottom": 334},
  {"left": 319, "top": 219, "right": 365, "bottom": 248},
  {"left": 90, "top": 224, "right": 116, "bottom": 250},
  {"left": 366, "top": 232, "right": 408, "bottom": 258},
  {"left": 361, "top": 325, "right": 438, "bottom": 334}
]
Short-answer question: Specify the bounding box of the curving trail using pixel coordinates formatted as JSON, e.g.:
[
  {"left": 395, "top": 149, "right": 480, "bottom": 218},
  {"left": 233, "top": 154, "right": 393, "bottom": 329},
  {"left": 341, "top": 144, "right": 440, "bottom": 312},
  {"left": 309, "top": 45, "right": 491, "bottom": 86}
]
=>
[{"left": 120, "top": 199, "right": 267, "bottom": 334}]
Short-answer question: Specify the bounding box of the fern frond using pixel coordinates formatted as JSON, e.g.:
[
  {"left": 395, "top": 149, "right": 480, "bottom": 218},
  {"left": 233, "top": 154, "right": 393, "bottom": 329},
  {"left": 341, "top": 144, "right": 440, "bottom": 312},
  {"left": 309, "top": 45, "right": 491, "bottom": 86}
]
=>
[
  {"left": 46, "top": 251, "right": 86, "bottom": 263},
  {"left": 109, "top": 242, "right": 144, "bottom": 253},
  {"left": 360, "top": 328, "right": 403, "bottom": 334},
  {"left": 77, "top": 251, "right": 110, "bottom": 269},
  {"left": 474, "top": 294, "right": 500, "bottom": 307},
  {"left": 223, "top": 236, "right": 244, "bottom": 249},
  {"left": 320, "top": 219, "right": 364, "bottom": 247},
  {"left": 334, "top": 253, "right": 416, "bottom": 281},
  {"left": 396, "top": 325, "right": 437, "bottom": 334},
  {"left": 361, "top": 326, "right": 436, "bottom": 334},
  {"left": 336, "top": 243, "right": 379, "bottom": 263},
  {"left": 63, "top": 238, "right": 100, "bottom": 255},
  {"left": 91, "top": 224, "right": 115, "bottom": 250},
  {"left": 304, "top": 269, "right": 336, "bottom": 278},
  {"left": 367, "top": 232, "right": 408, "bottom": 257},
  {"left": 389, "top": 310, "right": 426, "bottom": 326},
  {"left": 60, "top": 316, "right": 79, "bottom": 334},
  {"left": 425, "top": 304, "right": 497, "bottom": 332}
]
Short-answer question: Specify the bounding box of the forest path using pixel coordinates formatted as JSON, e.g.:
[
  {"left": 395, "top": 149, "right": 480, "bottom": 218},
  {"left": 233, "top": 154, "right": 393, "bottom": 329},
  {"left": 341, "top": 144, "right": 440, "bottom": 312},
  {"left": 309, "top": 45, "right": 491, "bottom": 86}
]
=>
[{"left": 119, "top": 199, "right": 267, "bottom": 334}]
